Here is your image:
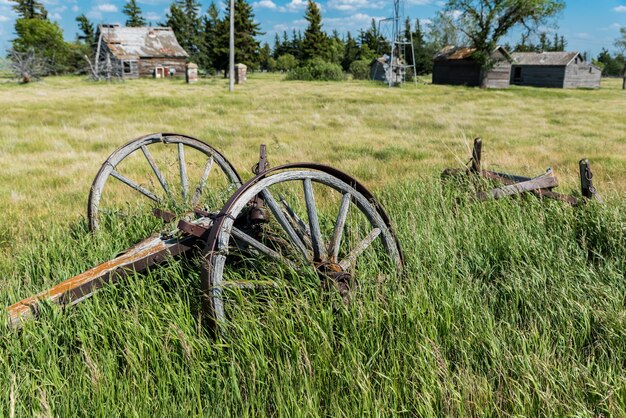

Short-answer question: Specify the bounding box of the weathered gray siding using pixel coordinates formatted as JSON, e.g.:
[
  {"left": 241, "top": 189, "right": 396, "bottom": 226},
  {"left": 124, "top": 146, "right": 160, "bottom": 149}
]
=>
[
  {"left": 137, "top": 57, "right": 187, "bottom": 78},
  {"left": 563, "top": 62, "right": 601, "bottom": 88},
  {"left": 510, "top": 65, "right": 565, "bottom": 88},
  {"left": 483, "top": 59, "right": 512, "bottom": 88}
]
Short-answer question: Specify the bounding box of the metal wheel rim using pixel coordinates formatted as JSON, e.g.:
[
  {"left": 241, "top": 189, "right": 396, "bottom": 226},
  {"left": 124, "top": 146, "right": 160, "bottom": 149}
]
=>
[{"left": 202, "top": 167, "right": 403, "bottom": 328}]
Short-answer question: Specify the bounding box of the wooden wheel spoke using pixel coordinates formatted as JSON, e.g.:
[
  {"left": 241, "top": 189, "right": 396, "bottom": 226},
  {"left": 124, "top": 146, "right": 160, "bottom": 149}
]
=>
[
  {"left": 261, "top": 189, "right": 310, "bottom": 261},
  {"left": 192, "top": 156, "right": 214, "bottom": 207},
  {"left": 178, "top": 143, "right": 188, "bottom": 199},
  {"left": 140, "top": 145, "right": 170, "bottom": 197},
  {"left": 231, "top": 227, "right": 298, "bottom": 270},
  {"left": 279, "top": 196, "right": 312, "bottom": 249},
  {"left": 328, "top": 192, "right": 351, "bottom": 263},
  {"left": 338, "top": 228, "right": 381, "bottom": 271},
  {"left": 303, "top": 178, "right": 325, "bottom": 261},
  {"left": 110, "top": 169, "right": 161, "bottom": 203}
]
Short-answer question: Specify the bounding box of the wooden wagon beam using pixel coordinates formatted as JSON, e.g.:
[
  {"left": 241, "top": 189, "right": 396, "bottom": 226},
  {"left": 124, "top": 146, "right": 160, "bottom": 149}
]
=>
[{"left": 478, "top": 170, "right": 559, "bottom": 200}]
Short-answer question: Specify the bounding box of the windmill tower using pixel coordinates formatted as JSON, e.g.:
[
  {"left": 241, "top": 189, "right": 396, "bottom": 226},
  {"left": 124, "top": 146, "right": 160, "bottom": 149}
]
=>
[{"left": 377, "top": 0, "right": 417, "bottom": 87}]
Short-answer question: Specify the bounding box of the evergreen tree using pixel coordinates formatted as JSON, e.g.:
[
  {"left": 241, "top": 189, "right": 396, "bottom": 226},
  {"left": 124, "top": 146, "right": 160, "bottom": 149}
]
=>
[
  {"left": 412, "top": 19, "right": 432, "bottom": 75},
  {"left": 213, "top": 0, "right": 262, "bottom": 73},
  {"left": 359, "top": 19, "right": 386, "bottom": 54},
  {"left": 166, "top": 0, "right": 202, "bottom": 61},
  {"left": 123, "top": 0, "right": 146, "bottom": 27},
  {"left": 302, "top": 0, "right": 328, "bottom": 61},
  {"left": 76, "top": 14, "right": 96, "bottom": 50},
  {"left": 272, "top": 33, "right": 282, "bottom": 59},
  {"left": 291, "top": 29, "right": 304, "bottom": 60},
  {"left": 200, "top": 2, "right": 220, "bottom": 71},
  {"left": 259, "top": 42, "right": 273, "bottom": 71},
  {"left": 341, "top": 32, "right": 359, "bottom": 71},
  {"left": 11, "top": 0, "right": 47, "bottom": 20}
]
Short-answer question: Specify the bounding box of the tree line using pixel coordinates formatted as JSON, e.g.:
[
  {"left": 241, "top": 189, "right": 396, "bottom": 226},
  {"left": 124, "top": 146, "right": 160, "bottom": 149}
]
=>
[{"left": 6, "top": 0, "right": 626, "bottom": 83}]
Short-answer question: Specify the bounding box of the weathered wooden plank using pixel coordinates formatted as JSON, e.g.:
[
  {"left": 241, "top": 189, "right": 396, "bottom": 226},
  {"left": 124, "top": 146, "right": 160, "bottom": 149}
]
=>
[{"left": 479, "top": 173, "right": 558, "bottom": 200}]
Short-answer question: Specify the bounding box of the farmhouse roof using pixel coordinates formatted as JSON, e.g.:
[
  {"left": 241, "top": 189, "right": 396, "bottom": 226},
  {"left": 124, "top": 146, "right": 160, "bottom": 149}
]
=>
[
  {"left": 98, "top": 25, "right": 188, "bottom": 60},
  {"left": 434, "top": 45, "right": 513, "bottom": 62},
  {"left": 511, "top": 51, "right": 581, "bottom": 66}
]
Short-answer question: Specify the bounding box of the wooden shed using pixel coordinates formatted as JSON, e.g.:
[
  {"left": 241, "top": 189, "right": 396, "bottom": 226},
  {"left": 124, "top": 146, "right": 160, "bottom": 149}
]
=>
[
  {"left": 96, "top": 24, "right": 189, "bottom": 79},
  {"left": 510, "top": 52, "right": 601, "bottom": 89},
  {"left": 432, "top": 46, "right": 513, "bottom": 88}
]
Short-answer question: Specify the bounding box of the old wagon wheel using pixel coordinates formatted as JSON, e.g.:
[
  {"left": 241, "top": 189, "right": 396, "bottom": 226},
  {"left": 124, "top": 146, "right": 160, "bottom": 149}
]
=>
[
  {"left": 201, "top": 163, "right": 403, "bottom": 330},
  {"left": 88, "top": 133, "right": 242, "bottom": 231}
]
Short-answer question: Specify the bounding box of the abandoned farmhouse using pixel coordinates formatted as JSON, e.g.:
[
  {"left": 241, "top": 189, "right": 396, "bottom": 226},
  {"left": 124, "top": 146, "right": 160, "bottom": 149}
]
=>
[
  {"left": 96, "top": 24, "right": 188, "bottom": 79},
  {"left": 432, "top": 47, "right": 601, "bottom": 89}
]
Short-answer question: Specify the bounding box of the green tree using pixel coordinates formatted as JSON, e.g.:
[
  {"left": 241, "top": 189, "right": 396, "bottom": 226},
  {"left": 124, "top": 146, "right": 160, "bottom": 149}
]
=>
[
  {"left": 199, "top": 1, "right": 221, "bottom": 71},
  {"left": 76, "top": 14, "right": 96, "bottom": 50},
  {"left": 259, "top": 42, "right": 273, "bottom": 71},
  {"left": 325, "top": 30, "right": 344, "bottom": 65},
  {"left": 213, "top": 0, "right": 262, "bottom": 73},
  {"left": 123, "top": 0, "right": 146, "bottom": 27},
  {"left": 615, "top": 28, "right": 626, "bottom": 89},
  {"left": 302, "top": 0, "right": 328, "bottom": 61},
  {"left": 359, "top": 19, "right": 386, "bottom": 55},
  {"left": 12, "top": 18, "right": 68, "bottom": 73},
  {"left": 444, "top": 0, "right": 565, "bottom": 86},
  {"left": 412, "top": 19, "right": 433, "bottom": 75},
  {"left": 341, "top": 32, "right": 359, "bottom": 71},
  {"left": 166, "top": 0, "right": 202, "bottom": 61},
  {"left": 427, "top": 10, "right": 461, "bottom": 50},
  {"left": 275, "top": 53, "right": 298, "bottom": 72},
  {"left": 11, "top": 0, "right": 47, "bottom": 20}
]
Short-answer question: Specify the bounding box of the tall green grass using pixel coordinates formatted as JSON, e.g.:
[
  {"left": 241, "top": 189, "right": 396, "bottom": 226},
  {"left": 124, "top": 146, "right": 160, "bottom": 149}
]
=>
[{"left": 0, "top": 179, "right": 624, "bottom": 416}]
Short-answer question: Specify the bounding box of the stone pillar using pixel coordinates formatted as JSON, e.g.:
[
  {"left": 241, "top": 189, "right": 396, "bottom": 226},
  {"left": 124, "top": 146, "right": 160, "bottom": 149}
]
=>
[
  {"left": 186, "top": 62, "right": 198, "bottom": 84},
  {"left": 234, "top": 63, "right": 247, "bottom": 84}
]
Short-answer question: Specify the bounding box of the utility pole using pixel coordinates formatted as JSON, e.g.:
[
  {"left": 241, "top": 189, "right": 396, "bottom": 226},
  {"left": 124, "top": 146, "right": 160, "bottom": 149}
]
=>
[{"left": 228, "top": 0, "right": 235, "bottom": 92}]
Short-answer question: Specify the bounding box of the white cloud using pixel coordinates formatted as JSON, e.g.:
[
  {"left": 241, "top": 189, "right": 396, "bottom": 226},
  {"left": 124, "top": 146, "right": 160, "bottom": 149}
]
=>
[
  {"left": 50, "top": 12, "right": 62, "bottom": 19},
  {"left": 323, "top": 12, "right": 384, "bottom": 32},
  {"left": 613, "top": 5, "right": 626, "bottom": 12},
  {"left": 284, "top": 0, "right": 306, "bottom": 12},
  {"left": 254, "top": 0, "right": 277, "bottom": 9},
  {"left": 71, "top": 5, "right": 79, "bottom": 11},
  {"left": 327, "top": 0, "right": 384, "bottom": 12},
  {"left": 96, "top": 3, "right": 118, "bottom": 12},
  {"left": 144, "top": 11, "right": 161, "bottom": 20},
  {"left": 0, "top": 14, "right": 9, "bottom": 22}
]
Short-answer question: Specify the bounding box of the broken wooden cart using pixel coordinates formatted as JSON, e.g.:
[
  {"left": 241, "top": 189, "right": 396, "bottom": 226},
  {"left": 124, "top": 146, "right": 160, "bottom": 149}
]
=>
[
  {"left": 7, "top": 133, "right": 403, "bottom": 330},
  {"left": 442, "top": 138, "right": 602, "bottom": 205}
]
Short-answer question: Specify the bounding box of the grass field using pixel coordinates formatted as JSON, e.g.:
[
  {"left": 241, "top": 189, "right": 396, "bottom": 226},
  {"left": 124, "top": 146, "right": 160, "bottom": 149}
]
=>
[{"left": 0, "top": 74, "right": 624, "bottom": 416}]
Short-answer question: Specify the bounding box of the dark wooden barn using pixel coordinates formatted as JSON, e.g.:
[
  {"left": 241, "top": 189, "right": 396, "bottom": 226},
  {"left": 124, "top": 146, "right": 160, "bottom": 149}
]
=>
[
  {"left": 96, "top": 24, "right": 189, "bottom": 79},
  {"left": 432, "top": 46, "right": 513, "bottom": 88},
  {"left": 510, "top": 52, "right": 601, "bottom": 89}
]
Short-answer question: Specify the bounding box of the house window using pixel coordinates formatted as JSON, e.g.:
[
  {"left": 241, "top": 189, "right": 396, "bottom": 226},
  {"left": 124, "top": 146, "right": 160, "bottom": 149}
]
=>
[
  {"left": 513, "top": 67, "right": 522, "bottom": 82},
  {"left": 123, "top": 61, "right": 133, "bottom": 74},
  {"left": 574, "top": 58, "right": 579, "bottom": 64}
]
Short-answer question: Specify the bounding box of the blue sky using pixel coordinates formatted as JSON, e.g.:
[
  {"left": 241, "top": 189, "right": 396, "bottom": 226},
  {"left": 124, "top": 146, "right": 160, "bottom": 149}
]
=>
[{"left": 0, "top": 0, "right": 624, "bottom": 56}]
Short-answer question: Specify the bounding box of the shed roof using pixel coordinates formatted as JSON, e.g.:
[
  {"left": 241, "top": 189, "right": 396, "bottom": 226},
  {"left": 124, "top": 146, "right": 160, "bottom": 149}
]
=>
[
  {"left": 511, "top": 51, "right": 581, "bottom": 66},
  {"left": 99, "top": 25, "right": 188, "bottom": 60},
  {"left": 434, "top": 45, "right": 513, "bottom": 62}
]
